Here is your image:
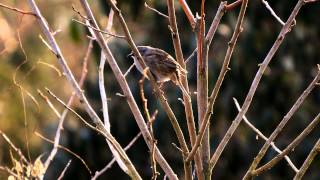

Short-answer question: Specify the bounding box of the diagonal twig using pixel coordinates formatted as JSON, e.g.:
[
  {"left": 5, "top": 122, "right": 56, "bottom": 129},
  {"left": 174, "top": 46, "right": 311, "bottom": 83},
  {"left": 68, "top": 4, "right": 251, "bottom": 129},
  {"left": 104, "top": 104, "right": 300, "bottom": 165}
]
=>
[{"left": 233, "top": 98, "right": 298, "bottom": 173}]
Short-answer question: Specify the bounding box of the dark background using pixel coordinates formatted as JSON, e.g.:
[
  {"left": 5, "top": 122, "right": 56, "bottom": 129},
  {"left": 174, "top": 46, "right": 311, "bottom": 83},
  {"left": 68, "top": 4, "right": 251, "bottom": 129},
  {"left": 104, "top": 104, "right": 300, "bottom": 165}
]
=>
[{"left": 0, "top": 0, "right": 319, "bottom": 179}]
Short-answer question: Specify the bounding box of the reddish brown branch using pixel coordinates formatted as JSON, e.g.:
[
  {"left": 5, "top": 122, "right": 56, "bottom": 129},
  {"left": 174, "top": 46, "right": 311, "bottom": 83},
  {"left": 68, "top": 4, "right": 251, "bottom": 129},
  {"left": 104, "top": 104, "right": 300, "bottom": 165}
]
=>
[
  {"left": 225, "top": 0, "right": 243, "bottom": 11},
  {"left": 177, "top": 0, "right": 196, "bottom": 28}
]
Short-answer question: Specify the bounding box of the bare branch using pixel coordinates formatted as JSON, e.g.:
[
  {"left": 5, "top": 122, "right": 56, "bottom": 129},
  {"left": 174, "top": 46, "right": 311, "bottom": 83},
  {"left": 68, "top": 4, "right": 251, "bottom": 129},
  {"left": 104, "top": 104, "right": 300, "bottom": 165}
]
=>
[
  {"left": 225, "top": 0, "right": 243, "bottom": 11},
  {"left": 144, "top": 2, "right": 168, "bottom": 19},
  {"left": 92, "top": 132, "right": 142, "bottom": 180},
  {"left": 0, "top": 3, "right": 37, "bottom": 17},
  {"left": 167, "top": 0, "right": 197, "bottom": 179},
  {"left": 72, "top": 19, "right": 125, "bottom": 38},
  {"left": 187, "top": 0, "right": 248, "bottom": 165},
  {"left": 57, "top": 160, "right": 72, "bottom": 180},
  {"left": 233, "top": 98, "right": 298, "bottom": 173},
  {"left": 35, "top": 132, "right": 92, "bottom": 175},
  {"left": 253, "top": 112, "right": 320, "bottom": 176},
  {"left": 243, "top": 63, "right": 319, "bottom": 179},
  {"left": 177, "top": 0, "right": 196, "bottom": 28},
  {"left": 27, "top": 0, "right": 141, "bottom": 178},
  {"left": 294, "top": 138, "right": 320, "bottom": 179},
  {"left": 0, "top": 130, "right": 28, "bottom": 164},
  {"left": 261, "top": 0, "right": 285, "bottom": 25},
  {"left": 80, "top": 0, "right": 178, "bottom": 179}
]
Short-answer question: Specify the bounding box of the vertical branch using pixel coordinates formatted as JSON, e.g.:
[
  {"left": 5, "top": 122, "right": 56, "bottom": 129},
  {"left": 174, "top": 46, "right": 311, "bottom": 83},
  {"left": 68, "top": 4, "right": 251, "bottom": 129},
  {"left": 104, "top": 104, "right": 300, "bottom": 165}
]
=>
[
  {"left": 186, "top": 0, "right": 247, "bottom": 167},
  {"left": 139, "top": 78, "right": 158, "bottom": 180},
  {"left": 196, "top": 0, "right": 210, "bottom": 175},
  {"left": 166, "top": 0, "right": 200, "bottom": 179}
]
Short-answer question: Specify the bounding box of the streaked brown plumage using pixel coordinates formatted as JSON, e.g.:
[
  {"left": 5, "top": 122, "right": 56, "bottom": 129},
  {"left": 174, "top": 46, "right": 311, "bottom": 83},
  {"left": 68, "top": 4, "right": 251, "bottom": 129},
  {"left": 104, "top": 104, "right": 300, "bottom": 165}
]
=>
[
  {"left": 129, "top": 46, "right": 187, "bottom": 85},
  {"left": 128, "top": 46, "right": 190, "bottom": 99}
]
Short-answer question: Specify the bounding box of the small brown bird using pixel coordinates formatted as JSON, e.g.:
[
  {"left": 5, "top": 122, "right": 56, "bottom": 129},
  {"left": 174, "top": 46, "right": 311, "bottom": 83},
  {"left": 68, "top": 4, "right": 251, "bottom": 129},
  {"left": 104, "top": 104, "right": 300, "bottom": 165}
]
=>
[{"left": 128, "top": 46, "right": 190, "bottom": 98}]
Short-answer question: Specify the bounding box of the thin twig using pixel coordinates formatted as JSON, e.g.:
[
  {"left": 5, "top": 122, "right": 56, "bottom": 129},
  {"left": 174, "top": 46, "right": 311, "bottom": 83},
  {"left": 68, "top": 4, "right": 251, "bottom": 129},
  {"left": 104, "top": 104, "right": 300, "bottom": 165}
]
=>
[
  {"left": 37, "top": 89, "right": 64, "bottom": 173},
  {"left": 0, "top": 130, "right": 28, "bottom": 164},
  {"left": 0, "top": 3, "right": 37, "bottom": 17},
  {"left": 0, "top": 166, "right": 19, "bottom": 178},
  {"left": 233, "top": 98, "right": 298, "bottom": 173},
  {"left": 144, "top": 2, "right": 168, "bottom": 19},
  {"left": 92, "top": 132, "right": 142, "bottom": 180},
  {"left": 57, "top": 160, "right": 72, "bottom": 180},
  {"left": 253, "top": 112, "right": 320, "bottom": 176},
  {"left": 185, "top": 1, "right": 226, "bottom": 65},
  {"left": 293, "top": 138, "right": 320, "bottom": 180},
  {"left": 124, "top": 63, "right": 135, "bottom": 77},
  {"left": 139, "top": 78, "right": 158, "bottom": 180},
  {"left": 261, "top": 0, "right": 285, "bottom": 25},
  {"left": 97, "top": 32, "right": 128, "bottom": 173},
  {"left": 72, "top": 19, "right": 125, "bottom": 38},
  {"left": 35, "top": 132, "right": 92, "bottom": 175}
]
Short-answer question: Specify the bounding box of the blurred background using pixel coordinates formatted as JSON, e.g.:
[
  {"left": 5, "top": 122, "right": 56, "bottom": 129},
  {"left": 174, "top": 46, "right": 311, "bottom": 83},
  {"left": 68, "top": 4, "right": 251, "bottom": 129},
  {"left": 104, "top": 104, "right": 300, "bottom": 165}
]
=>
[{"left": 0, "top": 0, "right": 319, "bottom": 179}]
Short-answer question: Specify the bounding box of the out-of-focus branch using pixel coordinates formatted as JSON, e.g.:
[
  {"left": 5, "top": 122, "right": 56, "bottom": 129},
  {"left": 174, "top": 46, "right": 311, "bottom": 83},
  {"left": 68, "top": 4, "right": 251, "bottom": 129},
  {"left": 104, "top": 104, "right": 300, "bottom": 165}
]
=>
[
  {"left": 253, "top": 112, "right": 320, "bottom": 176},
  {"left": 293, "top": 138, "right": 320, "bottom": 180},
  {"left": 0, "top": 130, "right": 28, "bottom": 164},
  {"left": 27, "top": 0, "right": 141, "bottom": 178},
  {"left": 233, "top": 98, "right": 299, "bottom": 173},
  {"left": 72, "top": 19, "right": 125, "bottom": 38},
  {"left": 80, "top": 0, "right": 178, "bottom": 179},
  {"left": 0, "top": 3, "right": 37, "bottom": 17}
]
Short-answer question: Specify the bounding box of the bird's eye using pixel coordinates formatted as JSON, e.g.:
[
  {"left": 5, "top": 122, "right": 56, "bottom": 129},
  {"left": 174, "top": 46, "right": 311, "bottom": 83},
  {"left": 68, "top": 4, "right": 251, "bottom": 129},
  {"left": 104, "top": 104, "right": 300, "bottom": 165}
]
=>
[{"left": 138, "top": 47, "right": 147, "bottom": 54}]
